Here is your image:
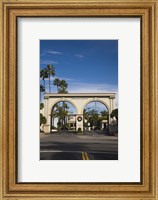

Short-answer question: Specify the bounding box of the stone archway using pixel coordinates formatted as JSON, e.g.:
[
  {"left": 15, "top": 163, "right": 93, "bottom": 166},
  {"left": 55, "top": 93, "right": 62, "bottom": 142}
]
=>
[
  {"left": 42, "top": 93, "right": 116, "bottom": 133},
  {"left": 50, "top": 100, "right": 77, "bottom": 131},
  {"left": 82, "top": 100, "right": 109, "bottom": 131}
]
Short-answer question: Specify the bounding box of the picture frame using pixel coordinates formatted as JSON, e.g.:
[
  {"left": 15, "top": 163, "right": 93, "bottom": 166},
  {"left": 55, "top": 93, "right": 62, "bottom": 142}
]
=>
[{"left": 0, "top": 0, "right": 157, "bottom": 199}]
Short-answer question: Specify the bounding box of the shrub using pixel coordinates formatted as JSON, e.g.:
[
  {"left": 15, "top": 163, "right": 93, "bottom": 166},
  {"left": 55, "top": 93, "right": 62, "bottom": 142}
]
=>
[
  {"left": 40, "top": 113, "right": 47, "bottom": 126},
  {"left": 40, "top": 103, "right": 44, "bottom": 110}
]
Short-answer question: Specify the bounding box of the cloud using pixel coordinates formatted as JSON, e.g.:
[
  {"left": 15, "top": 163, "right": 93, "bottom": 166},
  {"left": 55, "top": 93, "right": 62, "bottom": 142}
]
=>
[
  {"left": 55, "top": 76, "right": 74, "bottom": 81},
  {"left": 47, "top": 50, "right": 62, "bottom": 55},
  {"left": 40, "top": 60, "right": 58, "bottom": 65},
  {"left": 68, "top": 82, "right": 118, "bottom": 107},
  {"left": 68, "top": 82, "right": 117, "bottom": 93},
  {"left": 40, "top": 49, "right": 63, "bottom": 56},
  {"left": 40, "top": 80, "right": 118, "bottom": 108},
  {"left": 75, "top": 54, "right": 84, "bottom": 58}
]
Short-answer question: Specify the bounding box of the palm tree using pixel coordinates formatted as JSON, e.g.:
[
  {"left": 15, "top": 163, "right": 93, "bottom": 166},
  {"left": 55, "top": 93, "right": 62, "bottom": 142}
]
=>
[
  {"left": 88, "top": 109, "right": 99, "bottom": 127},
  {"left": 62, "top": 102, "right": 69, "bottom": 125},
  {"left": 59, "top": 79, "right": 68, "bottom": 93},
  {"left": 40, "top": 85, "right": 45, "bottom": 102},
  {"left": 58, "top": 80, "right": 68, "bottom": 126},
  {"left": 53, "top": 78, "right": 60, "bottom": 93},
  {"left": 40, "top": 68, "right": 48, "bottom": 91},
  {"left": 47, "top": 64, "right": 55, "bottom": 93},
  {"left": 53, "top": 103, "right": 69, "bottom": 129},
  {"left": 83, "top": 108, "right": 90, "bottom": 121},
  {"left": 51, "top": 106, "right": 58, "bottom": 128},
  {"left": 110, "top": 108, "right": 118, "bottom": 121}
]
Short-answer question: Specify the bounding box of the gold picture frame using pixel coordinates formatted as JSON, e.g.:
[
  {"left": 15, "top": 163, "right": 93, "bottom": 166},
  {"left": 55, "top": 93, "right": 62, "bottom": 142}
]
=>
[{"left": 0, "top": 0, "right": 158, "bottom": 199}]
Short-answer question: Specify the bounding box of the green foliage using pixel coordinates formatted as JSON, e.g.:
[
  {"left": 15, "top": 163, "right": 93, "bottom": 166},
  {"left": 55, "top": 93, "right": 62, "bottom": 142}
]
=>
[
  {"left": 40, "top": 68, "right": 48, "bottom": 80},
  {"left": 47, "top": 64, "right": 55, "bottom": 93},
  {"left": 40, "top": 68, "right": 48, "bottom": 89},
  {"left": 47, "top": 64, "right": 55, "bottom": 76},
  {"left": 110, "top": 108, "right": 118, "bottom": 120},
  {"left": 40, "top": 84, "right": 45, "bottom": 92},
  {"left": 53, "top": 78, "right": 60, "bottom": 93},
  {"left": 40, "top": 113, "right": 47, "bottom": 126},
  {"left": 100, "top": 110, "right": 109, "bottom": 117},
  {"left": 83, "top": 121, "right": 88, "bottom": 127},
  {"left": 41, "top": 65, "right": 69, "bottom": 96},
  {"left": 53, "top": 79, "right": 68, "bottom": 94},
  {"left": 88, "top": 109, "right": 100, "bottom": 127},
  {"left": 40, "top": 85, "right": 45, "bottom": 102},
  {"left": 40, "top": 65, "right": 56, "bottom": 93},
  {"left": 40, "top": 103, "right": 44, "bottom": 110},
  {"left": 52, "top": 102, "right": 69, "bottom": 129},
  {"left": 83, "top": 107, "right": 109, "bottom": 130}
]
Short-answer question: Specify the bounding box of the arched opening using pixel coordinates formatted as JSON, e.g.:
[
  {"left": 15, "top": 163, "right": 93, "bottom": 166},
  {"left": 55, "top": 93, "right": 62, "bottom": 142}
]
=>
[
  {"left": 83, "top": 101, "right": 109, "bottom": 134},
  {"left": 50, "top": 101, "right": 77, "bottom": 133}
]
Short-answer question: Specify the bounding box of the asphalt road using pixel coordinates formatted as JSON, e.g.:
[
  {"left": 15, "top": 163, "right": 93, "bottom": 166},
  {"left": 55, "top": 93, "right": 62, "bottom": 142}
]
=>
[{"left": 40, "top": 131, "right": 118, "bottom": 160}]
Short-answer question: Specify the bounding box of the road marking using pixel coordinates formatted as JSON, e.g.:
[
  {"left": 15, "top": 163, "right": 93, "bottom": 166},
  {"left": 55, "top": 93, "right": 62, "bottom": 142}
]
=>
[
  {"left": 81, "top": 152, "right": 89, "bottom": 160},
  {"left": 82, "top": 152, "right": 86, "bottom": 160},
  {"left": 41, "top": 150, "right": 83, "bottom": 153},
  {"left": 84, "top": 152, "right": 89, "bottom": 160},
  {"left": 41, "top": 150, "right": 117, "bottom": 154}
]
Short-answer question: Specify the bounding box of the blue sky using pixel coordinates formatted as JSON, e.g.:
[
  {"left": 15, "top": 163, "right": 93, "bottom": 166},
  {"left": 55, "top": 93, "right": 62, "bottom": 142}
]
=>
[{"left": 40, "top": 40, "right": 118, "bottom": 106}]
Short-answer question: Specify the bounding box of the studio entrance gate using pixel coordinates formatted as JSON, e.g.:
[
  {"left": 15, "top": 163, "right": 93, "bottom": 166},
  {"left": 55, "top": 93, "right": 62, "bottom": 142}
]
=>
[{"left": 43, "top": 93, "right": 116, "bottom": 133}]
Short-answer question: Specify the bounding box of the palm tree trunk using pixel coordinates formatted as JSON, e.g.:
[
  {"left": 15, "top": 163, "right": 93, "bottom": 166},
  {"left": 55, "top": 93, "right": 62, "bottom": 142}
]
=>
[
  {"left": 63, "top": 102, "right": 65, "bottom": 127},
  {"left": 49, "top": 75, "right": 50, "bottom": 93},
  {"left": 43, "top": 79, "right": 45, "bottom": 93},
  {"left": 53, "top": 117, "right": 54, "bottom": 127},
  {"left": 50, "top": 115, "right": 52, "bottom": 132}
]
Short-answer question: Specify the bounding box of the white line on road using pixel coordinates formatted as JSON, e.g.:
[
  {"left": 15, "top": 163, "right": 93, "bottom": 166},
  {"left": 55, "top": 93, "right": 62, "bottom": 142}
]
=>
[
  {"left": 41, "top": 150, "right": 83, "bottom": 153},
  {"left": 40, "top": 150, "right": 117, "bottom": 154}
]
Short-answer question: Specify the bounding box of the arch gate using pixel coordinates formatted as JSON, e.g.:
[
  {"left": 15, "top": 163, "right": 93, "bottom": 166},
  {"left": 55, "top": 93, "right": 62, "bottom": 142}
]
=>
[{"left": 43, "top": 93, "right": 116, "bottom": 133}]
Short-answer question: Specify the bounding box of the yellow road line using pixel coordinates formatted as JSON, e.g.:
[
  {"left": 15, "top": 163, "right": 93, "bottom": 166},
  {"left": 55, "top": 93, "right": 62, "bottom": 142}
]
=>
[
  {"left": 84, "top": 152, "right": 89, "bottom": 160},
  {"left": 82, "top": 152, "right": 89, "bottom": 160},
  {"left": 82, "top": 152, "right": 85, "bottom": 160}
]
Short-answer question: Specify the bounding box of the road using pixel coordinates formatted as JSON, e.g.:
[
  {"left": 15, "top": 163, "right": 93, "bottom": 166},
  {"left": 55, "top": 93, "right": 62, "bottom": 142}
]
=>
[{"left": 40, "top": 131, "right": 118, "bottom": 160}]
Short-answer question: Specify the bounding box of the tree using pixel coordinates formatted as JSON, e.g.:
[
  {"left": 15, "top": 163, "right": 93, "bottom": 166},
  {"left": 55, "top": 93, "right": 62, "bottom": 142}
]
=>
[
  {"left": 40, "top": 102, "right": 44, "bottom": 110},
  {"left": 40, "top": 85, "right": 45, "bottom": 102},
  {"left": 52, "top": 102, "right": 69, "bottom": 129},
  {"left": 100, "top": 110, "right": 108, "bottom": 117},
  {"left": 88, "top": 109, "right": 99, "bottom": 127},
  {"left": 53, "top": 78, "right": 60, "bottom": 93},
  {"left": 54, "top": 79, "right": 68, "bottom": 125},
  {"left": 51, "top": 108, "right": 58, "bottom": 127},
  {"left": 47, "top": 64, "right": 55, "bottom": 93},
  {"left": 83, "top": 108, "right": 90, "bottom": 128},
  {"left": 58, "top": 80, "right": 68, "bottom": 125},
  {"left": 110, "top": 108, "right": 118, "bottom": 121},
  {"left": 58, "top": 79, "right": 68, "bottom": 93},
  {"left": 83, "top": 108, "right": 90, "bottom": 121},
  {"left": 40, "top": 113, "right": 47, "bottom": 126},
  {"left": 83, "top": 108, "right": 109, "bottom": 130},
  {"left": 53, "top": 79, "right": 68, "bottom": 94},
  {"left": 100, "top": 110, "right": 108, "bottom": 122},
  {"left": 40, "top": 68, "right": 48, "bottom": 91}
]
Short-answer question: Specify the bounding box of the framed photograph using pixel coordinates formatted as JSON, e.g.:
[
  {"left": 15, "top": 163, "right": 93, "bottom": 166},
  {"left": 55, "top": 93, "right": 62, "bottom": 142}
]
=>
[
  {"left": 0, "top": 0, "right": 158, "bottom": 199},
  {"left": 40, "top": 39, "right": 118, "bottom": 162}
]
